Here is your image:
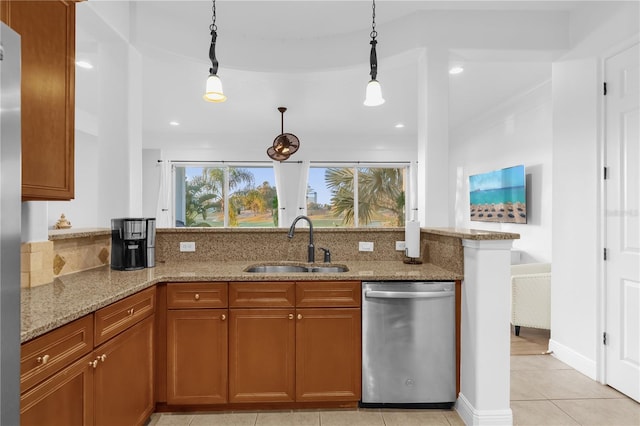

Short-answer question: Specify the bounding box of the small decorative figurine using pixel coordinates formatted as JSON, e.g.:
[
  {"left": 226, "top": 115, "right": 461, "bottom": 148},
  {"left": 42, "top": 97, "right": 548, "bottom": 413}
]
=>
[{"left": 54, "top": 213, "right": 72, "bottom": 229}]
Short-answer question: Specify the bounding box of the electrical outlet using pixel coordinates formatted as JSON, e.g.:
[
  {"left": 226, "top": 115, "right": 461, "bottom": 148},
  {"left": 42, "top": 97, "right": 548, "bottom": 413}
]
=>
[
  {"left": 359, "top": 242, "right": 374, "bottom": 252},
  {"left": 395, "top": 241, "right": 406, "bottom": 251},
  {"left": 179, "top": 242, "right": 196, "bottom": 252}
]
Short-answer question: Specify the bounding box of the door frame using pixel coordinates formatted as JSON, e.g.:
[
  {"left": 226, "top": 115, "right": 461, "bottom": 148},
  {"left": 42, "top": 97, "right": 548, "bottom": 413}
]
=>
[{"left": 597, "top": 33, "right": 640, "bottom": 385}]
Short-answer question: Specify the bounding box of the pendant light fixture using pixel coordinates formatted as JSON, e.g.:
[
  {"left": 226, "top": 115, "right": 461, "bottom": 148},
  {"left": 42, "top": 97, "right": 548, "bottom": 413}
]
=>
[
  {"left": 267, "top": 107, "right": 300, "bottom": 161},
  {"left": 364, "top": 0, "right": 385, "bottom": 107},
  {"left": 203, "top": 0, "right": 227, "bottom": 102}
]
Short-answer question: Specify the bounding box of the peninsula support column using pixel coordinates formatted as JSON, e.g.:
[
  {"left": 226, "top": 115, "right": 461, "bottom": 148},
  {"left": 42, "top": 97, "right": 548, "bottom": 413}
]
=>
[
  {"left": 417, "top": 47, "right": 450, "bottom": 227},
  {"left": 457, "top": 239, "right": 514, "bottom": 425}
]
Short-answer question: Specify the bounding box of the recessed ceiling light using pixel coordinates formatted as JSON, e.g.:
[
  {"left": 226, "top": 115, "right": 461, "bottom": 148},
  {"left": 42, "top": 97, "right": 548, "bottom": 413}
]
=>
[
  {"left": 76, "top": 60, "right": 94, "bottom": 69},
  {"left": 169, "top": 121, "right": 180, "bottom": 126},
  {"left": 395, "top": 123, "right": 405, "bottom": 128},
  {"left": 449, "top": 66, "right": 464, "bottom": 75}
]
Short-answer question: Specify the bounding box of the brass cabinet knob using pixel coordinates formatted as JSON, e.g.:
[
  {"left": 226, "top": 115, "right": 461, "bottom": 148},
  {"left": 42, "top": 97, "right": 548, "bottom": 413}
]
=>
[
  {"left": 194, "top": 293, "right": 200, "bottom": 301},
  {"left": 288, "top": 313, "right": 294, "bottom": 320},
  {"left": 220, "top": 314, "right": 226, "bottom": 321},
  {"left": 89, "top": 359, "right": 98, "bottom": 369},
  {"left": 37, "top": 354, "right": 50, "bottom": 365},
  {"left": 99, "top": 354, "right": 107, "bottom": 362},
  {"left": 297, "top": 314, "right": 303, "bottom": 320},
  {"left": 127, "top": 308, "right": 135, "bottom": 316}
]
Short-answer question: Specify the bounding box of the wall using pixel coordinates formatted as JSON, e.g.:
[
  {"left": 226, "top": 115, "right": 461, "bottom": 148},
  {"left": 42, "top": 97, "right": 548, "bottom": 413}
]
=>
[
  {"left": 549, "top": 1, "right": 639, "bottom": 380},
  {"left": 449, "top": 80, "right": 553, "bottom": 264}
]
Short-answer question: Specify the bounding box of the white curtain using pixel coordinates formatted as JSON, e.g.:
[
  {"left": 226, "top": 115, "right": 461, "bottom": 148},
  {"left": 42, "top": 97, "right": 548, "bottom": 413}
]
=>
[
  {"left": 156, "top": 160, "right": 172, "bottom": 227},
  {"left": 273, "top": 161, "right": 310, "bottom": 227}
]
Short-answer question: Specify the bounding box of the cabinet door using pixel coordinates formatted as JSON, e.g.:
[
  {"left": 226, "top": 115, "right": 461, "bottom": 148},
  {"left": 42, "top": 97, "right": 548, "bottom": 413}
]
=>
[
  {"left": 167, "top": 309, "right": 228, "bottom": 404},
  {"left": 94, "top": 315, "right": 154, "bottom": 426},
  {"left": 1, "top": 1, "right": 76, "bottom": 200},
  {"left": 20, "top": 353, "right": 94, "bottom": 426},
  {"left": 229, "top": 308, "right": 295, "bottom": 403},
  {"left": 296, "top": 308, "right": 361, "bottom": 402}
]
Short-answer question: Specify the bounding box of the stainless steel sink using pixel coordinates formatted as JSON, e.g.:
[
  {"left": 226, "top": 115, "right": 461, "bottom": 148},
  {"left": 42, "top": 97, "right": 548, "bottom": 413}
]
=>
[
  {"left": 245, "top": 265, "right": 309, "bottom": 273},
  {"left": 308, "top": 266, "right": 349, "bottom": 273},
  {"left": 244, "top": 264, "right": 348, "bottom": 273}
]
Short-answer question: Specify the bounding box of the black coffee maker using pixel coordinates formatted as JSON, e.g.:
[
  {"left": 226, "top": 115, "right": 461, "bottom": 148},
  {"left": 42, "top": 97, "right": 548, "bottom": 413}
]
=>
[{"left": 111, "top": 218, "right": 148, "bottom": 270}]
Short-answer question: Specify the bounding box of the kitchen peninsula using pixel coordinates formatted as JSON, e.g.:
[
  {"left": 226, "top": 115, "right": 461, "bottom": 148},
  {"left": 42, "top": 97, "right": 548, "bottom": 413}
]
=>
[{"left": 21, "top": 227, "right": 518, "bottom": 426}]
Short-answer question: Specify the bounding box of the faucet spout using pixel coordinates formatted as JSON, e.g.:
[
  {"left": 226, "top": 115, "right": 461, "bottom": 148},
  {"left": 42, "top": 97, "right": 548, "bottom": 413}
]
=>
[{"left": 288, "top": 215, "right": 315, "bottom": 263}]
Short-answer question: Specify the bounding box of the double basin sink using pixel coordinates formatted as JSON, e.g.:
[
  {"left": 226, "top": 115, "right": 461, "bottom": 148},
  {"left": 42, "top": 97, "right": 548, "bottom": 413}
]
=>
[{"left": 244, "top": 264, "right": 349, "bottom": 273}]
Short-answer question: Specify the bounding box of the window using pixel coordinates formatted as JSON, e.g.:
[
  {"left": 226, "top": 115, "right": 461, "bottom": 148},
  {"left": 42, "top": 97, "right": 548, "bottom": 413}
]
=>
[
  {"left": 307, "top": 165, "right": 407, "bottom": 228},
  {"left": 174, "top": 164, "right": 277, "bottom": 227}
]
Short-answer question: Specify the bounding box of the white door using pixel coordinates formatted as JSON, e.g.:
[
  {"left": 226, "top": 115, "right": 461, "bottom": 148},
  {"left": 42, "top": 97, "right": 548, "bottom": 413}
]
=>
[{"left": 605, "top": 42, "right": 640, "bottom": 402}]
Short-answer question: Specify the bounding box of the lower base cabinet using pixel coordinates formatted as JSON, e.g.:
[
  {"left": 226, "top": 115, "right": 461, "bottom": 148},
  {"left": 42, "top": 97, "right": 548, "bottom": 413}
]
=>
[
  {"left": 229, "top": 308, "right": 296, "bottom": 403},
  {"left": 167, "top": 309, "right": 228, "bottom": 404},
  {"left": 94, "top": 315, "right": 155, "bottom": 426},
  {"left": 20, "top": 353, "right": 95, "bottom": 425},
  {"left": 296, "top": 308, "right": 361, "bottom": 402}
]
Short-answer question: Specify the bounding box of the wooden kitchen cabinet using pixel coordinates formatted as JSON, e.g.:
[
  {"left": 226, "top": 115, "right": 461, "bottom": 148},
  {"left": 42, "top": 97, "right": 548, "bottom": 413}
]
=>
[
  {"left": 20, "top": 315, "right": 94, "bottom": 426},
  {"left": 229, "top": 282, "right": 296, "bottom": 403},
  {"left": 93, "top": 315, "right": 155, "bottom": 426},
  {"left": 295, "top": 308, "right": 361, "bottom": 402},
  {"left": 21, "top": 353, "right": 95, "bottom": 426},
  {"left": 166, "top": 282, "right": 228, "bottom": 405},
  {"left": 0, "top": 0, "right": 77, "bottom": 200},
  {"left": 20, "top": 287, "right": 156, "bottom": 426},
  {"left": 295, "top": 281, "right": 361, "bottom": 402}
]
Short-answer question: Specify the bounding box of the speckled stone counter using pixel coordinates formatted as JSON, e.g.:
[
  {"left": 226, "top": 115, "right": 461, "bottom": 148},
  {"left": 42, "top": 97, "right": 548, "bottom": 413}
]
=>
[
  {"left": 20, "top": 260, "right": 461, "bottom": 343},
  {"left": 22, "top": 227, "right": 518, "bottom": 343}
]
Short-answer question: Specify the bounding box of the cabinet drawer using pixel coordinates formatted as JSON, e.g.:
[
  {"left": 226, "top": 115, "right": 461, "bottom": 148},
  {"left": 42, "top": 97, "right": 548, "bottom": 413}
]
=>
[
  {"left": 21, "top": 314, "right": 93, "bottom": 393},
  {"left": 296, "top": 281, "right": 361, "bottom": 308},
  {"left": 94, "top": 286, "right": 156, "bottom": 346},
  {"left": 167, "top": 282, "right": 227, "bottom": 309},
  {"left": 229, "top": 282, "right": 295, "bottom": 308}
]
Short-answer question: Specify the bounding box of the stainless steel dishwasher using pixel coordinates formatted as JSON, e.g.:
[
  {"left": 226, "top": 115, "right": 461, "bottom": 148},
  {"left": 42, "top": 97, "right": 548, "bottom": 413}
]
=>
[{"left": 361, "top": 281, "right": 456, "bottom": 408}]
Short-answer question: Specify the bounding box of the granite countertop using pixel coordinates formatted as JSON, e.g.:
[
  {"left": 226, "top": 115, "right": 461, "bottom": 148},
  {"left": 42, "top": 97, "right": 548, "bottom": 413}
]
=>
[{"left": 21, "top": 260, "right": 462, "bottom": 343}]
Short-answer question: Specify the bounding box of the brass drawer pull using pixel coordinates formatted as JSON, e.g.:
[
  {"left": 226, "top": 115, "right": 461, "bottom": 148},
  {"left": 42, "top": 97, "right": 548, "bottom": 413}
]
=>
[
  {"left": 297, "top": 314, "right": 303, "bottom": 320},
  {"left": 37, "top": 354, "right": 50, "bottom": 365},
  {"left": 89, "top": 359, "right": 98, "bottom": 369},
  {"left": 194, "top": 293, "right": 200, "bottom": 301},
  {"left": 288, "top": 313, "right": 294, "bottom": 320},
  {"left": 127, "top": 308, "right": 135, "bottom": 316},
  {"left": 220, "top": 314, "right": 226, "bottom": 321},
  {"left": 99, "top": 354, "right": 107, "bottom": 362}
]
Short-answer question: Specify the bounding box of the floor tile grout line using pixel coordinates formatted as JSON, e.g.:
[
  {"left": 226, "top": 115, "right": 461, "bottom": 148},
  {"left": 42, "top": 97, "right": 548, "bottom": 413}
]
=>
[{"left": 548, "top": 398, "right": 585, "bottom": 426}]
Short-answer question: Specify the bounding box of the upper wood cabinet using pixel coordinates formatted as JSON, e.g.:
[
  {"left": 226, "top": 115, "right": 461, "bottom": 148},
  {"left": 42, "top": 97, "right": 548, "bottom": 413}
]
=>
[{"left": 1, "top": 0, "right": 77, "bottom": 200}]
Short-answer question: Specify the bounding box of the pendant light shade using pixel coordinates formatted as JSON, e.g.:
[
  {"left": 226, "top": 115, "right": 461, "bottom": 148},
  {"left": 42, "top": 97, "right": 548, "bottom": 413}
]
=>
[
  {"left": 203, "top": 0, "right": 226, "bottom": 103},
  {"left": 364, "top": 79, "right": 384, "bottom": 106},
  {"left": 364, "top": 0, "right": 385, "bottom": 107},
  {"left": 204, "top": 74, "right": 226, "bottom": 102}
]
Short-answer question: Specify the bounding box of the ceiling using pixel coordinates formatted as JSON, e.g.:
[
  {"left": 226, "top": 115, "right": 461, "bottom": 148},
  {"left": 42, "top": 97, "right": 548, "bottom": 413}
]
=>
[{"left": 74, "top": 1, "right": 603, "bottom": 155}]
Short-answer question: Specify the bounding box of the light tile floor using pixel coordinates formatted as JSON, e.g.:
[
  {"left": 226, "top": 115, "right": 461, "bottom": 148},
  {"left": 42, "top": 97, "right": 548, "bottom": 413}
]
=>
[{"left": 148, "top": 355, "right": 639, "bottom": 426}]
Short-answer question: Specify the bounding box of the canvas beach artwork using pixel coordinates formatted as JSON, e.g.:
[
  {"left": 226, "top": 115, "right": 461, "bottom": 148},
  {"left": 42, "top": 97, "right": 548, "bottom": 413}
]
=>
[{"left": 469, "top": 165, "right": 527, "bottom": 224}]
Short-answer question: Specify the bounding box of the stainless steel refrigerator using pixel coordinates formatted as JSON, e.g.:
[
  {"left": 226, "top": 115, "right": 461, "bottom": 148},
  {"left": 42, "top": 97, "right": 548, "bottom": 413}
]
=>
[{"left": 0, "top": 22, "right": 22, "bottom": 425}]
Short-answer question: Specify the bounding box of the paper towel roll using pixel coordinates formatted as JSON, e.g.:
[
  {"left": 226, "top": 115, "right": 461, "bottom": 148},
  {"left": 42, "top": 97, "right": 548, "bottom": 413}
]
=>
[{"left": 405, "top": 220, "right": 420, "bottom": 258}]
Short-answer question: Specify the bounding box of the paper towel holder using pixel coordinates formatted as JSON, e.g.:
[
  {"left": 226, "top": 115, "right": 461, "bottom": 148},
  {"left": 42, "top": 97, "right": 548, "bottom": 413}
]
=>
[
  {"left": 403, "top": 251, "right": 423, "bottom": 264},
  {"left": 403, "top": 220, "right": 423, "bottom": 264}
]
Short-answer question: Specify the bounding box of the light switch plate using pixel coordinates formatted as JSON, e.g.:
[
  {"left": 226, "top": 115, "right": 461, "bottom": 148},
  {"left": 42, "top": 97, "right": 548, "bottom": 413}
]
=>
[
  {"left": 179, "top": 242, "right": 196, "bottom": 252},
  {"left": 359, "top": 242, "right": 374, "bottom": 252}
]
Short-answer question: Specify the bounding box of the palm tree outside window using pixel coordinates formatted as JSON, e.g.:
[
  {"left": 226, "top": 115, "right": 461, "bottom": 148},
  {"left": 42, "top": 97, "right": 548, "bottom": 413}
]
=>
[
  {"left": 174, "top": 164, "right": 277, "bottom": 227},
  {"left": 307, "top": 165, "right": 407, "bottom": 228}
]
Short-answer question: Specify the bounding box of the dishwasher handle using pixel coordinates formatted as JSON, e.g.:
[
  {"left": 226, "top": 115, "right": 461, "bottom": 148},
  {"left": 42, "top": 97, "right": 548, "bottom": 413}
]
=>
[{"left": 364, "top": 289, "right": 454, "bottom": 299}]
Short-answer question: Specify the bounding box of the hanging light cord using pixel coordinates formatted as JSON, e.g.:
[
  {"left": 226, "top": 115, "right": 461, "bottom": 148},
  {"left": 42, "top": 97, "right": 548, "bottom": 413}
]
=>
[
  {"left": 369, "top": 0, "right": 378, "bottom": 80},
  {"left": 208, "top": 0, "right": 219, "bottom": 75}
]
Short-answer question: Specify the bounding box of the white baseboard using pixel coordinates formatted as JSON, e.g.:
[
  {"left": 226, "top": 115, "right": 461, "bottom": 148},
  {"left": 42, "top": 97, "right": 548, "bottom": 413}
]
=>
[
  {"left": 456, "top": 393, "right": 513, "bottom": 426},
  {"left": 548, "top": 338, "right": 597, "bottom": 379}
]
